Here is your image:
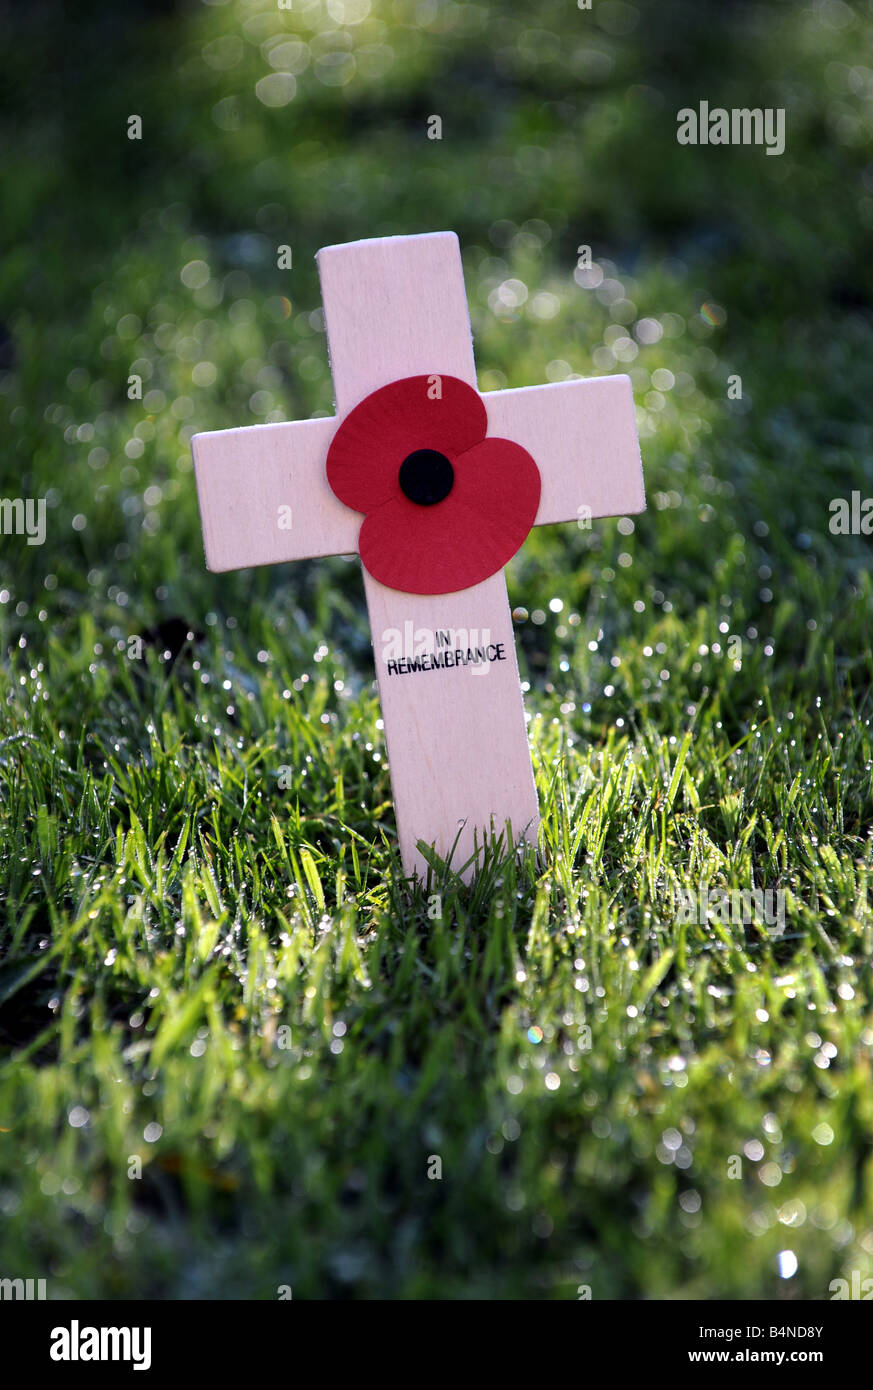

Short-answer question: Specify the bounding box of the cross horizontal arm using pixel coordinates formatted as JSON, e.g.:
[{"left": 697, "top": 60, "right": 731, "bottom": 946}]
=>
[
  {"left": 484, "top": 375, "right": 645, "bottom": 526},
  {"left": 192, "top": 417, "right": 360, "bottom": 572}
]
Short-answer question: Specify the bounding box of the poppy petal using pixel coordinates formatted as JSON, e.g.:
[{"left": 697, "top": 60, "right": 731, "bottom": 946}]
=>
[
  {"left": 359, "top": 438, "right": 540, "bottom": 595},
  {"left": 451, "top": 437, "right": 541, "bottom": 553},
  {"left": 326, "top": 374, "right": 486, "bottom": 514}
]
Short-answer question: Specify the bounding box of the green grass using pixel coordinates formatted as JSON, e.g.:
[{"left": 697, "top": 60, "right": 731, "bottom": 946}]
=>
[{"left": 1, "top": 0, "right": 873, "bottom": 1298}]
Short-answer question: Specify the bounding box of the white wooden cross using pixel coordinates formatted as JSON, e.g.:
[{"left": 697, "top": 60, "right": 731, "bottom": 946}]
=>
[{"left": 192, "top": 233, "right": 645, "bottom": 880}]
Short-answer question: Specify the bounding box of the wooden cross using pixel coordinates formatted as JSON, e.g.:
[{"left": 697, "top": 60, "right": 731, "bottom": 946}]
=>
[{"left": 192, "top": 233, "right": 645, "bottom": 880}]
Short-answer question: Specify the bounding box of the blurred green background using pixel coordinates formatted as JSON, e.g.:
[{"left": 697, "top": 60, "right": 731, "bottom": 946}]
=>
[
  {"left": 1, "top": 0, "right": 873, "bottom": 1300},
  {"left": 3, "top": 0, "right": 873, "bottom": 656}
]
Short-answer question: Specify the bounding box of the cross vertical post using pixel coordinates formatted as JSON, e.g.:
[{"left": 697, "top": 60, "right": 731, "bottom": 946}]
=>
[
  {"left": 192, "top": 232, "right": 645, "bottom": 882},
  {"left": 316, "top": 234, "right": 539, "bottom": 878}
]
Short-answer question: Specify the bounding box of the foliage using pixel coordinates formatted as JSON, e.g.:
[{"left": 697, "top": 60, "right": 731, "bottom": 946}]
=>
[{"left": 0, "top": 0, "right": 872, "bottom": 1298}]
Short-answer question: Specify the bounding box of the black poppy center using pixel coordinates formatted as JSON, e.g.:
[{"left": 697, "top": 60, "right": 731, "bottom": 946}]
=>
[{"left": 398, "top": 449, "right": 454, "bottom": 506}]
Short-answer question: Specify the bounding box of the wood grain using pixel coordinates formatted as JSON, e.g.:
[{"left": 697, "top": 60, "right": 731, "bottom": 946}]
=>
[
  {"left": 316, "top": 232, "right": 478, "bottom": 411},
  {"left": 317, "top": 233, "right": 539, "bottom": 878},
  {"left": 192, "top": 418, "right": 359, "bottom": 572},
  {"left": 485, "top": 376, "right": 645, "bottom": 527}
]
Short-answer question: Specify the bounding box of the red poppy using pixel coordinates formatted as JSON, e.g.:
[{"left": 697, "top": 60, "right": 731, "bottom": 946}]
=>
[{"left": 326, "top": 374, "right": 541, "bottom": 595}]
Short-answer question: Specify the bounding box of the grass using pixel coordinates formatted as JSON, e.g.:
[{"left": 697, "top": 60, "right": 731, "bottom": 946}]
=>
[{"left": 1, "top": 0, "right": 873, "bottom": 1298}]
